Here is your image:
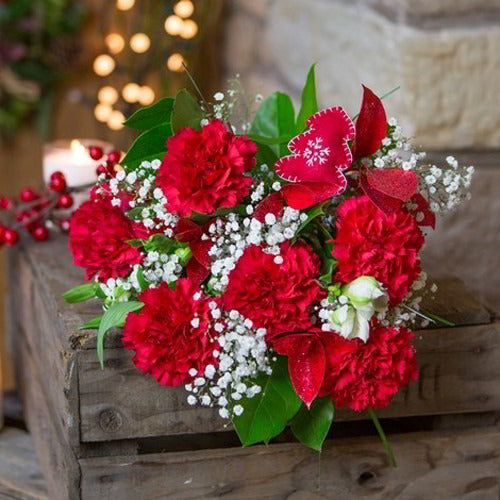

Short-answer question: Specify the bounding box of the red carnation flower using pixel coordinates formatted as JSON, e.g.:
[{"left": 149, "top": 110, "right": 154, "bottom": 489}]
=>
[
  {"left": 157, "top": 120, "right": 256, "bottom": 217},
  {"left": 333, "top": 196, "right": 424, "bottom": 304},
  {"left": 320, "top": 325, "right": 418, "bottom": 412},
  {"left": 69, "top": 198, "right": 143, "bottom": 282},
  {"left": 223, "top": 242, "right": 324, "bottom": 339},
  {"left": 123, "top": 279, "right": 219, "bottom": 387}
]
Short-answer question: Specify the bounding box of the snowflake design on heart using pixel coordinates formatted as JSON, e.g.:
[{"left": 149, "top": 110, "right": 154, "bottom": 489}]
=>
[{"left": 303, "top": 137, "right": 331, "bottom": 167}]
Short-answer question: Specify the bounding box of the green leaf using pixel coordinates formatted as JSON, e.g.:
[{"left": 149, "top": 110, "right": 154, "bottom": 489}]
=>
[
  {"left": 290, "top": 397, "right": 334, "bottom": 451},
  {"left": 126, "top": 206, "right": 148, "bottom": 220},
  {"left": 97, "top": 301, "right": 144, "bottom": 368},
  {"left": 255, "top": 143, "right": 278, "bottom": 169},
  {"left": 124, "top": 97, "right": 174, "bottom": 131},
  {"left": 368, "top": 408, "right": 397, "bottom": 467},
  {"left": 232, "top": 356, "right": 301, "bottom": 446},
  {"left": 63, "top": 283, "right": 97, "bottom": 304},
  {"left": 78, "top": 316, "right": 103, "bottom": 331},
  {"left": 171, "top": 89, "right": 204, "bottom": 134},
  {"left": 295, "top": 202, "right": 326, "bottom": 237},
  {"left": 136, "top": 267, "right": 150, "bottom": 291},
  {"left": 296, "top": 64, "right": 318, "bottom": 133},
  {"left": 189, "top": 205, "right": 247, "bottom": 224},
  {"left": 420, "top": 310, "right": 455, "bottom": 327},
  {"left": 126, "top": 238, "right": 145, "bottom": 248},
  {"left": 143, "top": 234, "right": 177, "bottom": 253},
  {"left": 250, "top": 92, "right": 296, "bottom": 157},
  {"left": 121, "top": 122, "right": 172, "bottom": 169},
  {"left": 247, "top": 134, "right": 293, "bottom": 146}
]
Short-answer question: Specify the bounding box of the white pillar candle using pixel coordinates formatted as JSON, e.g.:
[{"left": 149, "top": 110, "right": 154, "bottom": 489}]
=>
[{"left": 43, "top": 139, "right": 113, "bottom": 187}]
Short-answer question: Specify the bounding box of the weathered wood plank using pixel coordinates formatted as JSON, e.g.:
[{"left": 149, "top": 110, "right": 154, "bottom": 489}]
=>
[
  {"left": 79, "top": 425, "right": 500, "bottom": 499},
  {"left": 8, "top": 245, "right": 81, "bottom": 449},
  {"left": 0, "top": 427, "right": 48, "bottom": 500},
  {"left": 15, "top": 331, "right": 81, "bottom": 500},
  {"left": 78, "top": 320, "right": 500, "bottom": 442}
]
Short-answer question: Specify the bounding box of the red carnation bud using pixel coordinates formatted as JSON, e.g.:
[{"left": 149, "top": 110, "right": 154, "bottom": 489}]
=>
[
  {"left": 89, "top": 145, "right": 103, "bottom": 161},
  {"left": 57, "top": 193, "right": 74, "bottom": 209},
  {"left": 2, "top": 228, "right": 19, "bottom": 246},
  {"left": 0, "top": 196, "right": 13, "bottom": 210},
  {"left": 31, "top": 224, "right": 49, "bottom": 241},
  {"left": 19, "top": 187, "right": 39, "bottom": 203},
  {"left": 107, "top": 150, "right": 121, "bottom": 165},
  {"left": 49, "top": 171, "right": 67, "bottom": 193}
]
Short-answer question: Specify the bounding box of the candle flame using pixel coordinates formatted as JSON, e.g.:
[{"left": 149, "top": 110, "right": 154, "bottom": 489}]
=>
[{"left": 70, "top": 139, "right": 89, "bottom": 160}]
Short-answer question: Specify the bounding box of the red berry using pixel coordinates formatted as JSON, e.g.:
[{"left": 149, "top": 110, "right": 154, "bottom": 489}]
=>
[
  {"left": 57, "top": 193, "right": 74, "bottom": 209},
  {"left": 31, "top": 224, "right": 49, "bottom": 241},
  {"left": 19, "top": 187, "right": 39, "bottom": 203},
  {"left": 96, "top": 164, "right": 108, "bottom": 176},
  {"left": 0, "top": 196, "right": 13, "bottom": 210},
  {"left": 16, "top": 210, "right": 30, "bottom": 223},
  {"left": 89, "top": 145, "right": 103, "bottom": 161},
  {"left": 2, "top": 228, "right": 19, "bottom": 246},
  {"left": 106, "top": 160, "right": 117, "bottom": 177},
  {"left": 107, "top": 150, "right": 121, "bottom": 165},
  {"left": 59, "top": 218, "right": 71, "bottom": 233},
  {"left": 49, "top": 172, "right": 67, "bottom": 193}
]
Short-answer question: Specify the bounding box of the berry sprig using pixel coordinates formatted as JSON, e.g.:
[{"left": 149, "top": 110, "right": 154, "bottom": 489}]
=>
[
  {"left": 89, "top": 145, "right": 122, "bottom": 179},
  {"left": 0, "top": 171, "right": 75, "bottom": 247}
]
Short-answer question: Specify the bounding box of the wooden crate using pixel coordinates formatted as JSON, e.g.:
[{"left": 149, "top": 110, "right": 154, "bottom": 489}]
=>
[{"left": 7, "top": 236, "right": 500, "bottom": 499}]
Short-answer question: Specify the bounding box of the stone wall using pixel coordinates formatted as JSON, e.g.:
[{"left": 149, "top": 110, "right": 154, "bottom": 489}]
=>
[
  {"left": 223, "top": 0, "right": 500, "bottom": 149},
  {"left": 223, "top": 0, "right": 500, "bottom": 312}
]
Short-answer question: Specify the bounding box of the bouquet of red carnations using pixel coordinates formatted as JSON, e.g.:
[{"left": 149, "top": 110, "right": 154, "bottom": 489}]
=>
[{"left": 65, "top": 65, "right": 474, "bottom": 458}]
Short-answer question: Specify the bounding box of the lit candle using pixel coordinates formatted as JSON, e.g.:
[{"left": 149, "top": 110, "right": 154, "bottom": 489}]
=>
[{"left": 43, "top": 139, "right": 112, "bottom": 187}]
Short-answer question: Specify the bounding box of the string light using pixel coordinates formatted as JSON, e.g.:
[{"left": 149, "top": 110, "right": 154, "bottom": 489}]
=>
[
  {"left": 167, "top": 53, "right": 184, "bottom": 72},
  {"left": 164, "top": 15, "right": 183, "bottom": 36},
  {"left": 139, "top": 86, "right": 155, "bottom": 105},
  {"left": 180, "top": 19, "right": 198, "bottom": 39},
  {"left": 94, "top": 103, "right": 113, "bottom": 122},
  {"left": 122, "top": 83, "right": 141, "bottom": 103},
  {"left": 116, "top": 0, "right": 135, "bottom": 11},
  {"left": 105, "top": 33, "right": 125, "bottom": 55},
  {"left": 107, "top": 110, "right": 125, "bottom": 130},
  {"left": 174, "top": 0, "right": 194, "bottom": 18},
  {"left": 130, "top": 33, "right": 151, "bottom": 53},
  {"left": 93, "top": 54, "right": 115, "bottom": 76},
  {"left": 97, "top": 86, "right": 119, "bottom": 105}
]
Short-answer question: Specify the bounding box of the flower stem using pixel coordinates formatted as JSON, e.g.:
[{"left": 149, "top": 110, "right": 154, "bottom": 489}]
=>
[{"left": 368, "top": 408, "right": 397, "bottom": 467}]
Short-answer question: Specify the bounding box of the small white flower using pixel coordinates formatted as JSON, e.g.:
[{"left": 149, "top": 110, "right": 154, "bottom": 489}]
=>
[
  {"left": 233, "top": 405, "right": 244, "bottom": 416},
  {"left": 214, "top": 92, "right": 224, "bottom": 101}
]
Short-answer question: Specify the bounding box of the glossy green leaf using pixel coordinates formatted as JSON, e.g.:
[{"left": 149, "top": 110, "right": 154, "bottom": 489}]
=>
[
  {"left": 290, "top": 397, "right": 334, "bottom": 451},
  {"left": 63, "top": 283, "right": 97, "bottom": 304},
  {"left": 124, "top": 97, "right": 174, "bottom": 131},
  {"left": 250, "top": 92, "right": 296, "bottom": 157},
  {"left": 121, "top": 122, "right": 172, "bottom": 169},
  {"left": 247, "top": 134, "right": 293, "bottom": 146},
  {"left": 136, "top": 267, "right": 150, "bottom": 291},
  {"left": 78, "top": 316, "right": 103, "bottom": 331},
  {"left": 97, "top": 301, "right": 144, "bottom": 368},
  {"left": 255, "top": 143, "right": 278, "bottom": 170},
  {"left": 232, "top": 356, "right": 301, "bottom": 446},
  {"left": 296, "top": 64, "right": 318, "bottom": 133},
  {"left": 171, "top": 89, "right": 204, "bottom": 134},
  {"left": 189, "top": 205, "right": 247, "bottom": 224},
  {"left": 295, "top": 202, "right": 326, "bottom": 238}
]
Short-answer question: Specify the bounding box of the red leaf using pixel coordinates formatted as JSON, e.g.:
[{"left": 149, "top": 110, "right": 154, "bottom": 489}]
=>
[
  {"left": 274, "top": 333, "right": 326, "bottom": 408},
  {"left": 352, "top": 86, "right": 387, "bottom": 161},
  {"left": 186, "top": 259, "right": 209, "bottom": 285},
  {"left": 409, "top": 194, "right": 436, "bottom": 229},
  {"left": 281, "top": 182, "right": 340, "bottom": 210},
  {"left": 367, "top": 168, "right": 419, "bottom": 202},
  {"left": 191, "top": 239, "right": 212, "bottom": 268},
  {"left": 275, "top": 106, "right": 354, "bottom": 187},
  {"left": 254, "top": 192, "right": 285, "bottom": 223},
  {"left": 174, "top": 218, "right": 202, "bottom": 242},
  {"left": 360, "top": 175, "right": 402, "bottom": 214}
]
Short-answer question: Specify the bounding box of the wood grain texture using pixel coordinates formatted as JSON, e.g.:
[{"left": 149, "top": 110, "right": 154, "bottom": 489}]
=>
[
  {"left": 0, "top": 427, "right": 48, "bottom": 500},
  {"left": 79, "top": 425, "right": 500, "bottom": 499}
]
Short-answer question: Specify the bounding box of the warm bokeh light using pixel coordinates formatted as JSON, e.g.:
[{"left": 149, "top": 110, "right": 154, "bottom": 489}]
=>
[
  {"left": 122, "top": 82, "right": 141, "bottom": 103},
  {"left": 93, "top": 54, "right": 116, "bottom": 76},
  {"left": 94, "top": 103, "right": 113, "bottom": 123},
  {"left": 164, "top": 15, "right": 183, "bottom": 36},
  {"left": 97, "top": 86, "right": 119, "bottom": 105},
  {"left": 167, "top": 53, "right": 185, "bottom": 72},
  {"left": 130, "top": 33, "right": 151, "bottom": 53},
  {"left": 116, "top": 0, "right": 135, "bottom": 11},
  {"left": 107, "top": 110, "right": 125, "bottom": 130},
  {"left": 174, "top": 0, "right": 194, "bottom": 18},
  {"left": 105, "top": 33, "right": 125, "bottom": 55},
  {"left": 139, "top": 86, "right": 155, "bottom": 105},
  {"left": 180, "top": 19, "right": 198, "bottom": 39}
]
